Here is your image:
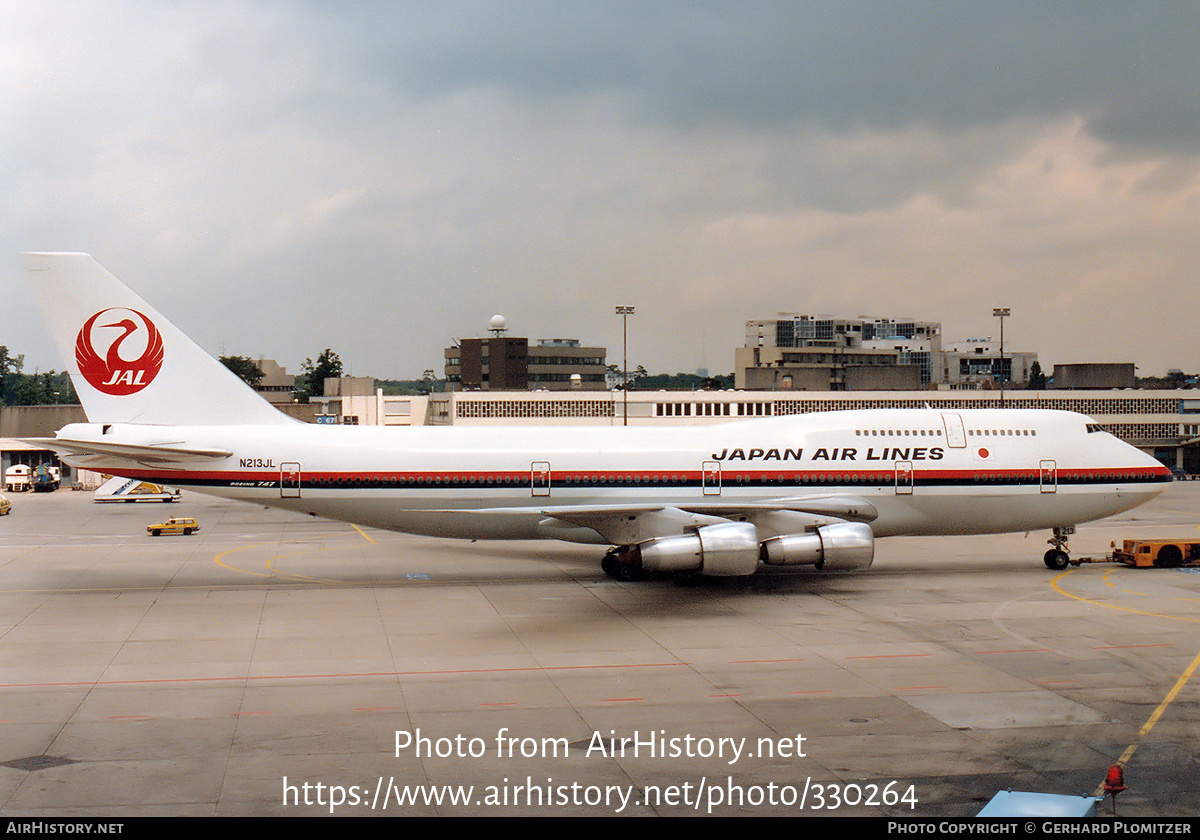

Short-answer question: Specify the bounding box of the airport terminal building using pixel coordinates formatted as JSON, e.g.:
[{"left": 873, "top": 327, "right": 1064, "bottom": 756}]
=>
[
  {"left": 737, "top": 313, "right": 1038, "bottom": 391},
  {"left": 4, "top": 388, "right": 1199, "bottom": 487},
  {"left": 445, "top": 336, "right": 607, "bottom": 391}
]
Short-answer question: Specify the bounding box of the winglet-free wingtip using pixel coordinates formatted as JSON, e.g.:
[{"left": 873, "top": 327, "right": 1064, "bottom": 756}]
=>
[
  {"left": 22, "top": 251, "right": 93, "bottom": 258},
  {"left": 22, "top": 252, "right": 94, "bottom": 271}
]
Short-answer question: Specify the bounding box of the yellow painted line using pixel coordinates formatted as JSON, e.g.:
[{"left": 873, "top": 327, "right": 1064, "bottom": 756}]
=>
[
  {"left": 265, "top": 553, "right": 328, "bottom": 583},
  {"left": 214, "top": 542, "right": 343, "bottom": 585},
  {"left": 1100, "top": 566, "right": 1153, "bottom": 597},
  {"left": 1101, "top": 565, "right": 1200, "bottom": 602},
  {"left": 1093, "top": 645, "right": 1200, "bottom": 798},
  {"left": 1049, "top": 568, "right": 1200, "bottom": 797},
  {"left": 13, "top": 524, "right": 389, "bottom": 593},
  {"left": 213, "top": 543, "right": 274, "bottom": 578},
  {"left": 1051, "top": 568, "right": 1200, "bottom": 624}
]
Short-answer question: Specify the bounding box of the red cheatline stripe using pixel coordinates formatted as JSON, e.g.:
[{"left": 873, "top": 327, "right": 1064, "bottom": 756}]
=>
[{"left": 127, "top": 465, "right": 1169, "bottom": 484}]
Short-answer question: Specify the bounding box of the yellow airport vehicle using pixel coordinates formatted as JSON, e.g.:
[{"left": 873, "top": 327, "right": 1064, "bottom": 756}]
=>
[
  {"left": 1112, "top": 539, "right": 1200, "bottom": 568},
  {"left": 0, "top": 495, "right": 10, "bottom": 515},
  {"left": 147, "top": 517, "right": 200, "bottom": 537}
]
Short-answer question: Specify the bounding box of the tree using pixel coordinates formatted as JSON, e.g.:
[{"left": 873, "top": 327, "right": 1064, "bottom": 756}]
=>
[
  {"left": 0, "top": 346, "right": 78, "bottom": 405},
  {"left": 418, "top": 369, "right": 438, "bottom": 395},
  {"left": 1027, "top": 361, "right": 1047, "bottom": 390},
  {"left": 610, "top": 362, "right": 649, "bottom": 390},
  {"left": 298, "top": 349, "right": 343, "bottom": 401},
  {"left": 219, "top": 356, "right": 265, "bottom": 388},
  {"left": 0, "top": 345, "right": 24, "bottom": 404},
  {"left": 6, "top": 374, "right": 41, "bottom": 406}
]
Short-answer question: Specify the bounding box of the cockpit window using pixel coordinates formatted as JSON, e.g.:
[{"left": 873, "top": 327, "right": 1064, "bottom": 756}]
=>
[{"left": 1086, "top": 423, "right": 1108, "bottom": 434}]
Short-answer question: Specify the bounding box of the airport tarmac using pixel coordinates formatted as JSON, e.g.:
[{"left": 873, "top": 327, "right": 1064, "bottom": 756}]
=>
[{"left": 1, "top": 484, "right": 1197, "bottom": 817}]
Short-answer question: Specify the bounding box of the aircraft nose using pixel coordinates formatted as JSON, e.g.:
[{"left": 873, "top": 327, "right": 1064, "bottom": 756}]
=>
[{"left": 1130, "top": 443, "right": 1172, "bottom": 479}]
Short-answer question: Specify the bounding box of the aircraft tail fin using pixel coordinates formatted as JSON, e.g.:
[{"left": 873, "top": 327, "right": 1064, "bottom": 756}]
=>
[{"left": 22, "top": 252, "right": 295, "bottom": 426}]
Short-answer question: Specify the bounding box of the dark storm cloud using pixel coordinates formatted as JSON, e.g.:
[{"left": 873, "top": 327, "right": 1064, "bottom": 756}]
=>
[
  {"left": 5, "top": 1, "right": 1198, "bottom": 376},
  {"left": 358, "top": 1, "right": 1199, "bottom": 150}
]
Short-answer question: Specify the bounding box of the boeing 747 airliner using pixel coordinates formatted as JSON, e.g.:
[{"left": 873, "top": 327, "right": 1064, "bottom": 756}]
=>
[{"left": 22, "top": 253, "right": 1171, "bottom": 579}]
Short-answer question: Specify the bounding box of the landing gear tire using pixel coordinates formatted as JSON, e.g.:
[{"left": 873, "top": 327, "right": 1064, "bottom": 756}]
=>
[
  {"left": 601, "top": 553, "right": 618, "bottom": 579},
  {"left": 1044, "top": 525, "right": 1074, "bottom": 570},
  {"left": 1044, "top": 549, "right": 1069, "bottom": 570}
]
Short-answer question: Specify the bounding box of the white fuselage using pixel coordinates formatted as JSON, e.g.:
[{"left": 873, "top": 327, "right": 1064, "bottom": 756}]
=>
[{"left": 55, "top": 408, "right": 1171, "bottom": 545}]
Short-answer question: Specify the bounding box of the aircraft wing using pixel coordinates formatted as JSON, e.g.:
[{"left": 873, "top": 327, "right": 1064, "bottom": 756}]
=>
[
  {"left": 24, "top": 437, "right": 232, "bottom": 469},
  {"left": 517, "top": 495, "right": 878, "bottom": 545}
]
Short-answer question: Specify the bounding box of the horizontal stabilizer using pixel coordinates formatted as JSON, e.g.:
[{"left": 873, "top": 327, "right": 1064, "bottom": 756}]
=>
[{"left": 25, "top": 437, "right": 232, "bottom": 467}]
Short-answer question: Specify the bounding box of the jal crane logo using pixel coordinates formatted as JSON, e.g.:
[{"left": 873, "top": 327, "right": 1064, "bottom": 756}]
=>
[{"left": 75, "top": 308, "right": 164, "bottom": 395}]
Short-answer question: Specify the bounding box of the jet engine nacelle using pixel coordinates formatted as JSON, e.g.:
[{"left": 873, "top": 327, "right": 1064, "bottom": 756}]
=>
[
  {"left": 638, "top": 521, "right": 760, "bottom": 576},
  {"left": 760, "top": 522, "right": 874, "bottom": 571}
]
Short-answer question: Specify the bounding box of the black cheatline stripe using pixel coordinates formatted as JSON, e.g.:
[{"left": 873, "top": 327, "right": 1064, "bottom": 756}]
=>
[{"left": 147, "top": 472, "right": 1172, "bottom": 491}]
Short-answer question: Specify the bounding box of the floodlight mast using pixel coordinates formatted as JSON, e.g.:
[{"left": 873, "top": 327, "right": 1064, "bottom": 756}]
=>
[
  {"left": 993, "top": 307, "right": 1010, "bottom": 407},
  {"left": 615, "top": 306, "right": 635, "bottom": 426}
]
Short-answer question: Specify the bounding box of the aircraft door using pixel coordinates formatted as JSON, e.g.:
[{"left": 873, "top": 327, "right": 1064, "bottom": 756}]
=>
[
  {"left": 894, "top": 461, "right": 913, "bottom": 495},
  {"left": 702, "top": 461, "right": 721, "bottom": 496},
  {"left": 941, "top": 413, "right": 967, "bottom": 448},
  {"left": 1040, "top": 460, "right": 1057, "bottom": 494},
  {"left": 531, "top": 461, "right": 551, "bottom": 497},
  {"left": 281, "top": 462, "right": 301, "bottom": 498}
]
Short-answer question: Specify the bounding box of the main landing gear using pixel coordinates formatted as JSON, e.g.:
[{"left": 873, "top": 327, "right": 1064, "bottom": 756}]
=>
[{"left": 1044, "top": 525, "right": 1075, "bottom": 570}]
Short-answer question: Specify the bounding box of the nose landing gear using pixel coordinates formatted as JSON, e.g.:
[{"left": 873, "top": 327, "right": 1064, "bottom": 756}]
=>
[{"left": 1044, "top": 525, "right": 1075, "bottom": 570}]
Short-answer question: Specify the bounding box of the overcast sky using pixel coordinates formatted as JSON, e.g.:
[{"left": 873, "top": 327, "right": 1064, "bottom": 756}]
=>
[{"left": 5, "top": 1, "right": 1198, "bottom": 380}]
